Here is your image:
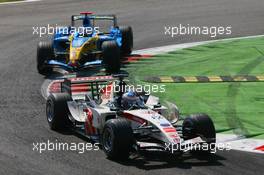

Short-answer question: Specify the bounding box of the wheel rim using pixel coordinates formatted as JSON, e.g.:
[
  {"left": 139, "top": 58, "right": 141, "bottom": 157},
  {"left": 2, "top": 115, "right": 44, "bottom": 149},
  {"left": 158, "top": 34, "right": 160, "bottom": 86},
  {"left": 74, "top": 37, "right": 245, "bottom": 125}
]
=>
[
  {"left": 46, "top": 100, "right": 54, "bottom": 122},
  {"left": 102, "top": 128, "right": 113, "bottom": 152}
]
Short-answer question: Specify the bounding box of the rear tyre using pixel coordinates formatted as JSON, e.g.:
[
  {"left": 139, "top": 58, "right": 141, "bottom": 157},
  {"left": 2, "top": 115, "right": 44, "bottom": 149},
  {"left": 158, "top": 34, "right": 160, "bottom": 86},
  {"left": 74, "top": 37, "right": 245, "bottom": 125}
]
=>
[
  {"left": 102, "top": 41, "right": 121, "bottom": 73},
  {"left": 46, "top": 93, "right": 72, "bottom": 131},
  {"left": 182, "top": 114, "right": 216, "bottom": 154},
  {"left": 119, "top": 26, "right": 133, "bottom": 56},
  {"left": 37, "top": 41, "right": 54, "bottom": 75},
  {"left": 101, "top": 118, "right": 134, "bottom": 160}
]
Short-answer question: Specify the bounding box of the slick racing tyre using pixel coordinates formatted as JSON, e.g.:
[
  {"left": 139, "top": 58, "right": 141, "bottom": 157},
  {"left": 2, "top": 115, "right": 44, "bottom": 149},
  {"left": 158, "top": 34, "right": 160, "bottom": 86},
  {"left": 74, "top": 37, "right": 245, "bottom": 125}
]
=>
[
  {"left": 101, "top": 118, "right": 134, "bottom": 160},
  {"left": 119, "top": 26, "right": 133, "bottom": 56},
  {"left": 102, "top": 41, "right": 121, "bottom": 73},
  {"left": 182, "top": 114, "right": 216, "bottom": 153},
  {"left": 37, "top": 41, "right": 54, "bottom": 75},
  {"left": 46, "top": 93, "right": 72, "bottom": 131}
]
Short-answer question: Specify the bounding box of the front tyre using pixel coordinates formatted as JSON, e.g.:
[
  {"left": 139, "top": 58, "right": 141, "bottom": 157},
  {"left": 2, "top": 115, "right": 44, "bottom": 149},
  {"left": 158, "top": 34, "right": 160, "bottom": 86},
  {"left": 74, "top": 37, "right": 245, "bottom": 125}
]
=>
[
  {"left": 182, "top": 114, "right": 216, "bottom": 153},
  {"left": 102, "top": 41, "right": 121, "bottom": 74},
  {"left": 37, "top": 41, "right": 54, "bottom": 75},
  {"left": 46, "top": 93, "right": 72, "bottom": 131},
  {"left": 101, "top": 118, "right": 134, "bottom": 160},
  {"left": 119, "top": 26, "right": 133, "bottom": 56}
]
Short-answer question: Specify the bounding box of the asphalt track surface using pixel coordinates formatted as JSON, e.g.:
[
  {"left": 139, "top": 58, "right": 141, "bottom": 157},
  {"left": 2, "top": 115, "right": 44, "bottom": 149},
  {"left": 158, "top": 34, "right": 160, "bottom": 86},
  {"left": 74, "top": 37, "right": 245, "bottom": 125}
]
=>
[{"left": 0, "top": 0, "right": 264, "bottom": 174}]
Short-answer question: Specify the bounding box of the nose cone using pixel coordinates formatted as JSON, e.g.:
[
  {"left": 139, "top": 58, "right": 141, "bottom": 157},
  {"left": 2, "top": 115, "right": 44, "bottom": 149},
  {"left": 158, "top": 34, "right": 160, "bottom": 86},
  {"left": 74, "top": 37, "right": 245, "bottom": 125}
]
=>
[{"left": 68, "top": 61, "right": 79, "bottom": 68}]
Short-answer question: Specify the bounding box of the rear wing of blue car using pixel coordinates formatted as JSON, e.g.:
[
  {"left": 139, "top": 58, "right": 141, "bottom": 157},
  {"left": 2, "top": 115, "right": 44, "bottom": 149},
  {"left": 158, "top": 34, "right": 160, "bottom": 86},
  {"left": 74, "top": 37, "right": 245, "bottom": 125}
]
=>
[{"left": 71, "top": 13, "right": 117, "bottom": 27}]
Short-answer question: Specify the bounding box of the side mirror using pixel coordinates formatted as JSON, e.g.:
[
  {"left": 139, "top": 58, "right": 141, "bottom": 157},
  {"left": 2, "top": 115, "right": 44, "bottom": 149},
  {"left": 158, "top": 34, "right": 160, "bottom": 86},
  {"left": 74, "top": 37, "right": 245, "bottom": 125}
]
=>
[{"left": 162, "top": 101, "right": 180, "bottom": 123}]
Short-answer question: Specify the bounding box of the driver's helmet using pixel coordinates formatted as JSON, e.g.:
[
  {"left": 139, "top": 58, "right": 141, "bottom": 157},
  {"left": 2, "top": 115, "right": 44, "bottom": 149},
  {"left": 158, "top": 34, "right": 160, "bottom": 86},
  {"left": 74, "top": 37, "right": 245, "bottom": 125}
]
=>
[{"left": 121, "top": 91, "right": 145, "bottom": 109}]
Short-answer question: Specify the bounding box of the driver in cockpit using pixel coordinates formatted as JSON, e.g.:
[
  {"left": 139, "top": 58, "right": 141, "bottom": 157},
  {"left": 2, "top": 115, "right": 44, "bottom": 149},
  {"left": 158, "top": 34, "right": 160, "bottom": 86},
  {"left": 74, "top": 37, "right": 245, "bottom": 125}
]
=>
[{"left": 121, "top": 91, "right": 145, "bottom": 110}]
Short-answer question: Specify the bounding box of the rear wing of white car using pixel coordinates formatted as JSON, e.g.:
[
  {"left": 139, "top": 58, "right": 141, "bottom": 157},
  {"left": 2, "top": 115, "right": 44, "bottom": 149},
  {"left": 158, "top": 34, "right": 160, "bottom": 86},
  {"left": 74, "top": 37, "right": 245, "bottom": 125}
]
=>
[{"left": 61, "top": 75, "right": 116, "bottom": 99}]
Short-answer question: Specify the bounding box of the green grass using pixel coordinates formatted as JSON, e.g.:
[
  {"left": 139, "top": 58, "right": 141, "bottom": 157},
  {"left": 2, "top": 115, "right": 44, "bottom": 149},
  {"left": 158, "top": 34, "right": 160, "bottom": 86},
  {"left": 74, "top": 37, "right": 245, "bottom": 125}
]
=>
[
  {"left": 0, "top": 0, "right": 22, "bottom": 2},
  {"left": 126, "top": 37, "right": 264, "bottom": 139}
]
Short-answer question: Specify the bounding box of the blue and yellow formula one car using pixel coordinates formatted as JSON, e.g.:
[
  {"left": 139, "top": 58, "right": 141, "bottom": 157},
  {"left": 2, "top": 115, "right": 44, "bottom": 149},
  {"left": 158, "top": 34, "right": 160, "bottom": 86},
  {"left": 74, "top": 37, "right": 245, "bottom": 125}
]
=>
[{"left": 37, "top": 12, "right": 133, "bottom": 75}]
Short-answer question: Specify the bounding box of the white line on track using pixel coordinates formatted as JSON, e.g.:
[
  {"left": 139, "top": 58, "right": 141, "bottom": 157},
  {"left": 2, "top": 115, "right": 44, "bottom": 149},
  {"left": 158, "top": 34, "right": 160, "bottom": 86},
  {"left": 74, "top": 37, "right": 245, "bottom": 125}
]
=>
[
  {"left": 0, "top": 0, "right": 41, "bottom": 5},
  {"left": 217, "top": 134, "right": 264, "bottom": 154},
  {"left": 134, "top": 34, "right": 264, "bottom": 55}
]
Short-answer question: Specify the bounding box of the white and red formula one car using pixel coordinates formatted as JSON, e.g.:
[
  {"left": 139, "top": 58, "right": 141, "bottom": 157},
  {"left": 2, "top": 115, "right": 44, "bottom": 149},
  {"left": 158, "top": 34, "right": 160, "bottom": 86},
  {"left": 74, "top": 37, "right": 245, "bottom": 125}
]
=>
[{"left": 46, "top": 74, "right": 216, "bottom": 160}]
